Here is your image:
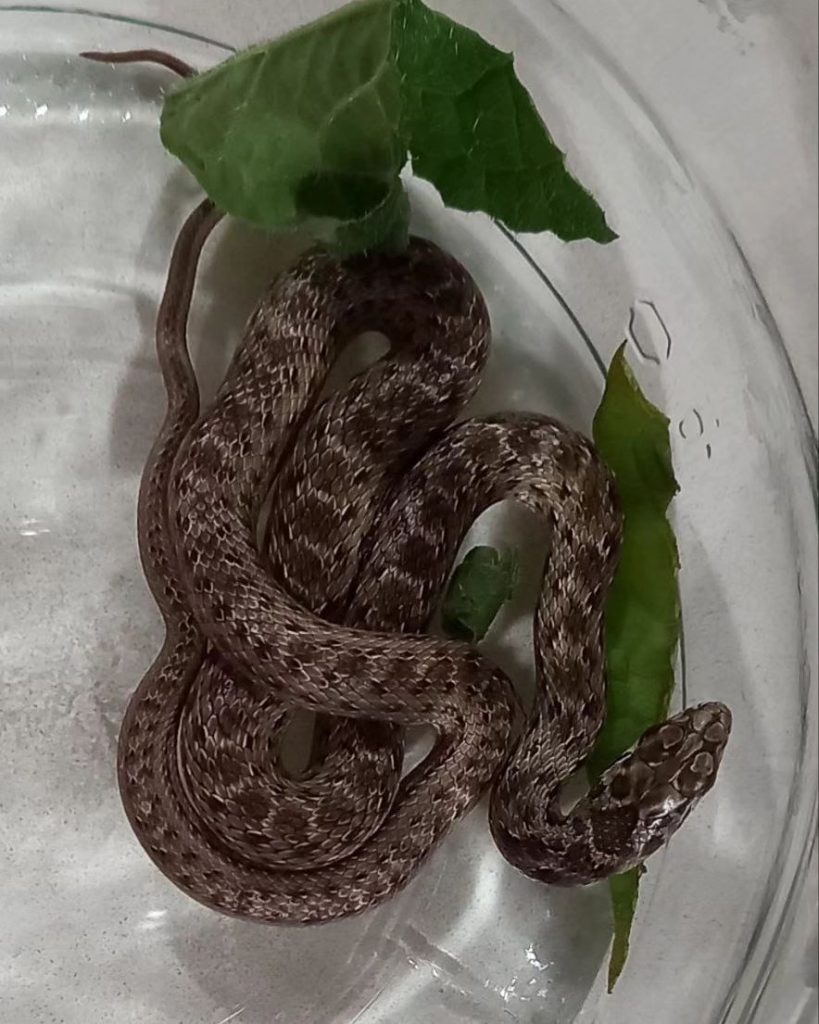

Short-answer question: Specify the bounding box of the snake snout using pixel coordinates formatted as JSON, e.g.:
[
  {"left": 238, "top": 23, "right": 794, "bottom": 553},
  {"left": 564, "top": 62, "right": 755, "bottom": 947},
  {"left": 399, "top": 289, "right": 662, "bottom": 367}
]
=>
[
  {"left": 669, "top": 701, "right": 733, "bottom": 804},
  {"left": 690, "top": 701, "right": 733, "bottom": 757}
]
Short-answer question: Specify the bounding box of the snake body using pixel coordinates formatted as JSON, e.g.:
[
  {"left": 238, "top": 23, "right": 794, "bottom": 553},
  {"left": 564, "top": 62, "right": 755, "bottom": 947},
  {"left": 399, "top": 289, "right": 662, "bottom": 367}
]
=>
[{"left": 116, "top": 199, "right": 731, "bottom": 924}]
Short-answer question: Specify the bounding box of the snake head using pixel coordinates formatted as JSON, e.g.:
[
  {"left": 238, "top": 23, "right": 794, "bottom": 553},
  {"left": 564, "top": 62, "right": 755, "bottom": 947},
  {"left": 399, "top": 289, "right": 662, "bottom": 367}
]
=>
[
  {"left": 633, "top": 702, "right": 732, "bottom": 811},
  {"left": 594, "top": 701, "right": 732, "bottom": 864}
]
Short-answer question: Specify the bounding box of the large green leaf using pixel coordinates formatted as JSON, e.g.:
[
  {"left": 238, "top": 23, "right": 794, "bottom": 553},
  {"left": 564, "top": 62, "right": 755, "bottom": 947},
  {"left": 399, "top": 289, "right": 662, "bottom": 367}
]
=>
[
  {"left": 590, "top": 345, "right": 680, "bottom": 777},
  {"left": 160, "top": 0, "right": 405, "bottom": 245},
  {"left": 158, "top": 0, "right": 614, "bottom": 253},
  {"left": 590, "top": 344, "right": 681, "bottom": 989},
  {"left": 393, "top": 0, "right": 616, "bottom": 242}
]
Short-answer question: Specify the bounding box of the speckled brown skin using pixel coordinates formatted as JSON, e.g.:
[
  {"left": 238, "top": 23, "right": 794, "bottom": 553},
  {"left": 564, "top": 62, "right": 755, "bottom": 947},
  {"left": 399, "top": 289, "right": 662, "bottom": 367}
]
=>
[
  {"left": 123, "top": 207, "right": 515, "bottom": 923},
  {"left": 348, "top": 418, "right": 732, "bottom": 885},
  {"left": 117, "top": 200, "right": 731, "bottom": 924},
  {"left": 177, "top": 230, "right": 495, "bottom": 871}
]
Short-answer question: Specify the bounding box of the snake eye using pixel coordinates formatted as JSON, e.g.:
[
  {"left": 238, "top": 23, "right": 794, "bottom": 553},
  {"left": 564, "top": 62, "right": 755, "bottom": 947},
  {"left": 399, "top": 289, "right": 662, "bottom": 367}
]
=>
[{"left": 609, "top": 772, "right": 632, "bottom": 801}]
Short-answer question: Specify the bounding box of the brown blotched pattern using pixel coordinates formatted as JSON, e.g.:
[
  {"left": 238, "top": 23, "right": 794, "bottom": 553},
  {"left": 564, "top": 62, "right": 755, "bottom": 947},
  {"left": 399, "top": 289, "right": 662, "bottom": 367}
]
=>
[{"left": 120, "top": 201, "right": 731, "bottom": 925}]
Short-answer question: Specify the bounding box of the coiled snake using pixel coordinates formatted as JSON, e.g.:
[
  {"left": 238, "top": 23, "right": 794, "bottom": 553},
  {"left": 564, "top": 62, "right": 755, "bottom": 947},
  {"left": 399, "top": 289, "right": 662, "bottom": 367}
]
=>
[
  {"left": 115, "top": 196, "right": 731, "bottom": 924},
  {"left": 91, "top": 32, "right": 730, "bottom": 928}
]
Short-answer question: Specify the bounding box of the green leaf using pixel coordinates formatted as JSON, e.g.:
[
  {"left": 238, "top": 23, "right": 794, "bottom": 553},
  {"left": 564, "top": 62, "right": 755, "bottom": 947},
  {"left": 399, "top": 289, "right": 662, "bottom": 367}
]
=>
[
  {"left": 159, "top": 0, "right": 614, "bottom": 253},
  {"left": 607, "top": 867, "right": 645, "bottom": 993},
  {"left": 393, "top": 0, "right": 616, "bottom": 242},
  {"left": 590, "top": 345, "right": 680, "bottom": 778},
  {"left": 590, "top": 344, "right": 681, "bottom": 989},
  {"left": 442, "top": 546, "right": 520, "bottom": 643},
  {"left": 160, "top": 0, "right": 407, "bottom": 250}
]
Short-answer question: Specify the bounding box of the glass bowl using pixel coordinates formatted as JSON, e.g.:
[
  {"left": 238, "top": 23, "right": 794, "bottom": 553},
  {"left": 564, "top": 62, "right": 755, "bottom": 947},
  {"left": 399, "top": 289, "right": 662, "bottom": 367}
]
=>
[{"left": 1, "top": 6, "right": 815, "bottom": 1024}]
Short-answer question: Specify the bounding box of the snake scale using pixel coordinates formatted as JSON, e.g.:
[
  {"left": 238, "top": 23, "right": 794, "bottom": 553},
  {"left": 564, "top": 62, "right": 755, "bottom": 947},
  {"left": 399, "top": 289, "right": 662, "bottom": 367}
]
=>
[{"left": 89, "top": 43, "right": 731, "bottom": 924}]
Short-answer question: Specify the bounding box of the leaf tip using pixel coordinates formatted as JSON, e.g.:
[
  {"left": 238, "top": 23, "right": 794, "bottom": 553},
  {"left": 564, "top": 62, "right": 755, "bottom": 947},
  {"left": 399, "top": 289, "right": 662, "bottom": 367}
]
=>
[{"left": 592, "top": 218, "right": 619, "bottom": 245}]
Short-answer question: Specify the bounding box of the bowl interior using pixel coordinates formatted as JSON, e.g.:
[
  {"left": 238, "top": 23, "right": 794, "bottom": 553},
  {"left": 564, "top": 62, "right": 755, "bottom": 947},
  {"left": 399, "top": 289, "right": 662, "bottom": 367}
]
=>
[{"left": 0, "top": 7, "right": 815, "bottom": 1024}]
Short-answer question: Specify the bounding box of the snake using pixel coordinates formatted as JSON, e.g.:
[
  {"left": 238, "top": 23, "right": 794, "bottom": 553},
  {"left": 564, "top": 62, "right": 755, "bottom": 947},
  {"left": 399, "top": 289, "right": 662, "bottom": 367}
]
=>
[{"left": 87, "top": 50, "right": 732, "bottom": 924}]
